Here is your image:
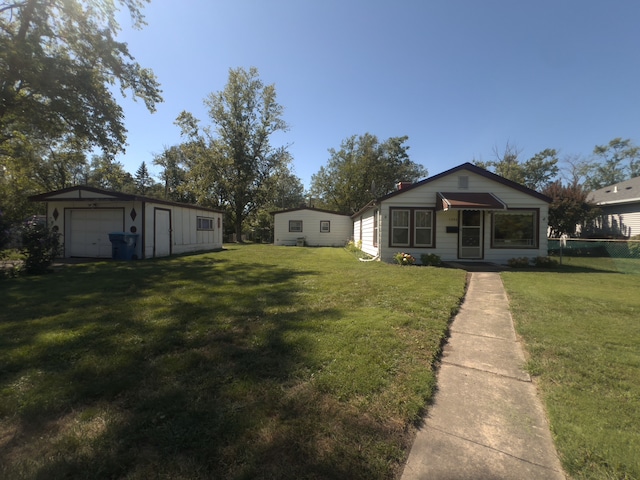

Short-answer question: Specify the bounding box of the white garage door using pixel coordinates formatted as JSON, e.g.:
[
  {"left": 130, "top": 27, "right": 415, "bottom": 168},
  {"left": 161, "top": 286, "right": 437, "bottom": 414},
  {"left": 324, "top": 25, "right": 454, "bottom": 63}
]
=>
[{"left": 67, "top": 209, "right": 124, "bottom": 258}]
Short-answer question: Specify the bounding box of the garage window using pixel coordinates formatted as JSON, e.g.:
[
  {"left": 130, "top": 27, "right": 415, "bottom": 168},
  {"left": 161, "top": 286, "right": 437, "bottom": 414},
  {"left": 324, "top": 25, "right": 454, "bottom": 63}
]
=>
[
  {"left": 289, "top": 220, "right": 303, "bottom": 232},
  {"left": 197, "top": 217, "right": 214, "bottom": 231}
]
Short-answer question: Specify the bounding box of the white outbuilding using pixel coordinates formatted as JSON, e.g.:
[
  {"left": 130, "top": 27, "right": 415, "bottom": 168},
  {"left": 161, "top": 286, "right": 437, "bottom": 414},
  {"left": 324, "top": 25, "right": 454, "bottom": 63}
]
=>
[
  {"left": 272, "top": 207, "right": 353, "bottom": 247},
  {"left": 30, "top": 186, "right": 224, "bottom": 259}
]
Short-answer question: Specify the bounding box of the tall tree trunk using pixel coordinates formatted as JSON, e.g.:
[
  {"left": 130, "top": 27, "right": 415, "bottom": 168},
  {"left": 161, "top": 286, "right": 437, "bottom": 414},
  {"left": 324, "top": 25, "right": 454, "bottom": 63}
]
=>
[{"left": 235, "top": 204, "right": 244, "bottom": 243}]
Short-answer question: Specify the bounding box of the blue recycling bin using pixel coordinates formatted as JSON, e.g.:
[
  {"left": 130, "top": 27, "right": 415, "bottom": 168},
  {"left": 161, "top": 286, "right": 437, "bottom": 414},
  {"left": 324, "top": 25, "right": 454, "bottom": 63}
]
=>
[{"left": 108, "top": 232, "right": 139, "bottom": 260}]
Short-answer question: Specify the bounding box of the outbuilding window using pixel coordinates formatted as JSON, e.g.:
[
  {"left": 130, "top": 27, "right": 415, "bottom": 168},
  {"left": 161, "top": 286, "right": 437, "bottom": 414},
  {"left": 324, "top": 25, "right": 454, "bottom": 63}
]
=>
[
  {"left": 320, "top": 220, "right": 330, "bottom": 233},
  {"left": 492, "top": 210, "right": 538, "bottom": 248},
  {"left": 197, "top": 217, "right": 214, "bottom": 230},
  {"left": 289, "top": 220, "right": 303, "bottom": 232}
]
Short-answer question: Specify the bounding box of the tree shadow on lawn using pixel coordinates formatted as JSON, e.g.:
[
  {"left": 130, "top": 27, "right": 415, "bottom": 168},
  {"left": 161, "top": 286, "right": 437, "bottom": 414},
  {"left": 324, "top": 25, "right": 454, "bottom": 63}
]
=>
[{"left": 1, "top": 257, "right": 405, "bottom": 479}]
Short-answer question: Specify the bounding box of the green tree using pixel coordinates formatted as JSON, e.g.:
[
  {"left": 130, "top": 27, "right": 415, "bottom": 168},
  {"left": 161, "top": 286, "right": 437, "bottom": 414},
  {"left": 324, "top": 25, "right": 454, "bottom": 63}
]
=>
[
  {"left": 0, "top": 140, "right": 45, "bottom": 223},
  {"left": 176, "top": 67, "right": 291, "bottom": 240},
  {"left": 87, "top": 154, "right": 134, "bottom": 192},
  {"left": 246, "top": 164, "right": 305, "bottom": 243},
  {"left": 475, "top": 142, "right": 524, "bottom": 184},
  {"left": 560, "top": 154, "right": 591, "bottom": 187},
  {"left": 173, "top": 128, "right": 223, "bottom": 208},
  {"left": 475, "top": 143, "right": 559, "bottom": 191},
  {"left": 0, "top": 137, "right": 89, "bottom": 223},
  {"left": 583, "top": 138, "right": 640, "bottom": 190},
  {"left": 542, "top": 180, "right": 599, "bottom": 237},
  {"left": 134, "top": 161, "right": 153, "bottom": 195},
  {"left": 0, "top": 0, "right": 162, "bottom": 157},
  {"left": 310, "top": 133, "right": 427, "bottom": 214},
  {"left": 522, "top": 149, "right": 560, "bottom": 191},
  {"left": 152, "top": 145, "right": 193, "bottom": 202},
  {"left": 33, "top": 140, "right": 89, "bottom": 191},
  {"left": 265, "top": 166, "right": 305, "bottom": 211},
  {"left": 0, "top": 208, "right": 10, "bottom": 252},
  {"left": 21, "top": 219, "right": 60, "bottom": 274}
]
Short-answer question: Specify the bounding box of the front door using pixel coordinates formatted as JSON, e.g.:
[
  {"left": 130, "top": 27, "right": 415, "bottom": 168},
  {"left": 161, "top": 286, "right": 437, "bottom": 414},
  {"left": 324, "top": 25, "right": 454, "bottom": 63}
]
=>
[{"left": 459, "top": 210, "right": 483, "bottom": 259}]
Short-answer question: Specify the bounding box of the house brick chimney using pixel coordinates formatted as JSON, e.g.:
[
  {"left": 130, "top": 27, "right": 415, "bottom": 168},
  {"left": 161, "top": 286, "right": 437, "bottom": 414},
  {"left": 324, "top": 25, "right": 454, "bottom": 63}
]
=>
[{"left": 397, "top": 182, "right": 412, "bottom": 190}]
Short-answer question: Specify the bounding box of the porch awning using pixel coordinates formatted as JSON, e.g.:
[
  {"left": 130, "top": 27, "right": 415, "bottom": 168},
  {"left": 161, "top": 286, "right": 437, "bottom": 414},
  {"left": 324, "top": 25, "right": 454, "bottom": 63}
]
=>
[{"left": 436, "top": 192, "right": 507, "bottom": 211}]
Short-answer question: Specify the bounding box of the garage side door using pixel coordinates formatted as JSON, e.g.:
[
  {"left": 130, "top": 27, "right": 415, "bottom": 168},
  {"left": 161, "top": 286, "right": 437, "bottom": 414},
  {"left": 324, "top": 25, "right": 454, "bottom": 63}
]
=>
[
  {"left": 154, "top": 208, "right": 171, "bottom": 257},
  {"left": 68, "top": 209, "right": 124, "bottom": 258}
]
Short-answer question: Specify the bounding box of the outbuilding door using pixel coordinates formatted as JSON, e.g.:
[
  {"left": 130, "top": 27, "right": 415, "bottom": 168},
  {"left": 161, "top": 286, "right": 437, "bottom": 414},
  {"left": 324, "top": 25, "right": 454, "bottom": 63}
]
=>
[
  {"left": 154, "top": 208, "right": 171, "bottom": 257},
  {"left": 66, "top": 208, "right": 124, "bottom": 258},
  {"left": 458, "top": 210, "right": 483, "bottom": 259}
]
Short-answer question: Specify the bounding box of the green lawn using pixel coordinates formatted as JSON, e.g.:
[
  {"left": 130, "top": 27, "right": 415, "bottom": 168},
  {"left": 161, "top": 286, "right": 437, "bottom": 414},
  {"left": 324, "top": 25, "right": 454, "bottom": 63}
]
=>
[
  {"left": 502, "top": 260, "right": 640, "bottom": 479},
  {"left": 0, "top": 245, "right": 466, "bottom": 479},
  {"left": 554, "top": 254, "right": 640, "bottom": 275}
]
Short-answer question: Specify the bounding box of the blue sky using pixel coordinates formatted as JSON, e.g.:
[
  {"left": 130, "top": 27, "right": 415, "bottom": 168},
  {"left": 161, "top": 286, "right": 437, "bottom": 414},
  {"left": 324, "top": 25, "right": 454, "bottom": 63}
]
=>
[{"left": 113, "top": 0, "right": 640, "bottom": 190}]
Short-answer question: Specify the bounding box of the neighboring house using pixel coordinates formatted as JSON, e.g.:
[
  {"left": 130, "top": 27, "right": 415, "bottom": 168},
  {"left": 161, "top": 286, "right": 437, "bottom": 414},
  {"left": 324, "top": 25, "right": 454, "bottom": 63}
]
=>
[
  {"left": 29, "top": 186, "right": 224, "bottom": 259},
  {"left": 352, "top": 162, "right": 551, "bottom": 264},
  {"left": 586, "top": 176, "right": 640, "bottom": 238},
  {"left": 272, "top": 207, "right": 353, "bottom": 247}
]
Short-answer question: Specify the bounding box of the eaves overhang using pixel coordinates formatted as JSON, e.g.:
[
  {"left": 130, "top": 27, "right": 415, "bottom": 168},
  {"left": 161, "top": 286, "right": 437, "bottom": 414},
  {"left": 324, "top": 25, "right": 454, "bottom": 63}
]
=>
[{"left": 436, "top": 192, "right": 507, "bottom": 211}]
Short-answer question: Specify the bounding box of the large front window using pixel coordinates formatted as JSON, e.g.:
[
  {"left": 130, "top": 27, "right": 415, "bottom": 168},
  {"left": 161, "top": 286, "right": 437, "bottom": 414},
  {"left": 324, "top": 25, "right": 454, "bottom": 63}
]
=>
[
  {"left": 390, "top": 208, "right": 435, "bottom": 247},
  {"left": 492, "top": 210, "right": 537, "bottom": 248}
]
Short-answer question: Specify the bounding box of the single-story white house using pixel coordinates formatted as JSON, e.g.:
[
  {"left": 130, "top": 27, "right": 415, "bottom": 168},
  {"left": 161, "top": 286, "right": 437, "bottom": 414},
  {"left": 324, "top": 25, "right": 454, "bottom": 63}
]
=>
[
  {"left": 29, "top": 186, "right": 224, "bottom": 259},
  {"left": 586, "top": 176, "right": 640, "bottom": 238},
  {"left": 272, "top": 207, "right": 353, "bottom": 246},
  {"left": 351, "top": 162, "right": 551, "bottom": 264}
]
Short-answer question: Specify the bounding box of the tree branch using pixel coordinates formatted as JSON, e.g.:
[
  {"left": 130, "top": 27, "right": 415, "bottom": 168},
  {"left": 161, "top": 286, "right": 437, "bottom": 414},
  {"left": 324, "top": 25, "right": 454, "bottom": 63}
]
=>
[{"left": 0, "top": 2, "right": 27, "bottom": 15}]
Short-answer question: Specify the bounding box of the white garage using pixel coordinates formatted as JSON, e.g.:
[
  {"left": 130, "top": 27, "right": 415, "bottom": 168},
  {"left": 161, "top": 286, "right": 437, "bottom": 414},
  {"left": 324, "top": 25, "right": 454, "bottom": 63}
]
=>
[{"left": 30, "top": 186, "right": 224, "bottom": 259}]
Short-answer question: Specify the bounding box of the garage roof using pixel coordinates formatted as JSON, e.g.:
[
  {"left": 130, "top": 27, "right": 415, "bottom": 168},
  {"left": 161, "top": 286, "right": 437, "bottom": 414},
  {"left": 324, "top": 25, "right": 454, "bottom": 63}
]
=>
[{"left": 29, "top": 186, "right": 224, "bottom": 213}]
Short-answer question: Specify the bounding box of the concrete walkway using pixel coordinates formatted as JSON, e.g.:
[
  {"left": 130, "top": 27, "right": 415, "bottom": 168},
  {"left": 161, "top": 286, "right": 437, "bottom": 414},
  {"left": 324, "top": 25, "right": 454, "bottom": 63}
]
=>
[{"left": 401, "top": 272, "right": 565, "bottom": 480}]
